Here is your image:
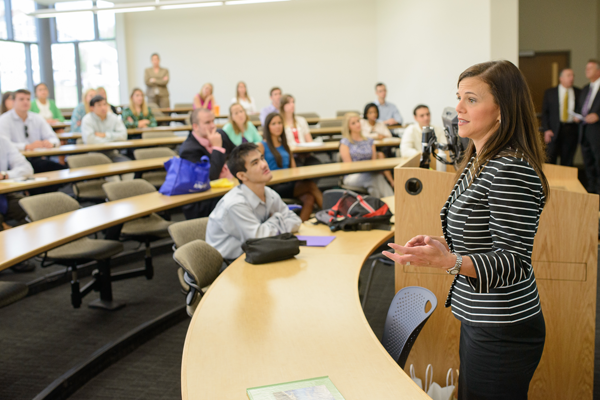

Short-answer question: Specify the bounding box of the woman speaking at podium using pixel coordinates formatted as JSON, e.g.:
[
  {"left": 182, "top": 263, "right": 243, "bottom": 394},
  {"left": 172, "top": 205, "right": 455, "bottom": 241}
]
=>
[{"left": 384, "top": 60, "right": 549, "bottom": 399}]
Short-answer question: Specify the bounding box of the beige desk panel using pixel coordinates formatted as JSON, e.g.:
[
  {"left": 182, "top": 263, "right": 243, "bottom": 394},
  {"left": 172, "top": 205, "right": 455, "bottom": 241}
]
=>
[{"left": 182, "top": 223, "right": 429, "bottom": 400}]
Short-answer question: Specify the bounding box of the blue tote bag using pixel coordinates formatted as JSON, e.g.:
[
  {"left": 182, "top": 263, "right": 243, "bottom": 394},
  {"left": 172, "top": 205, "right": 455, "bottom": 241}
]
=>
[{"left": 159, "top": 156, "right": 211, "bottom": 196}]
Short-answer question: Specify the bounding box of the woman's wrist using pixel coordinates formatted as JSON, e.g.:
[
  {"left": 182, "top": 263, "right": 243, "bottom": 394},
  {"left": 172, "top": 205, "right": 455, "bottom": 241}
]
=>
[{"left": 442, "top": 253, "right": 457, "bottom": 270}]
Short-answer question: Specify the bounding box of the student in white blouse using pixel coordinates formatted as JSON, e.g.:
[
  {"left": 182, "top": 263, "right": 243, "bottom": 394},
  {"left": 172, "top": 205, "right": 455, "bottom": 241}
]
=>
[
  {"left": 401, "top": 104, "right": 447, "bottom": 158},
  {"left": 230, "top": 81, "right": 257, "bottom": 115},
  {"left": 360, "top": 103, "right": 392, "bottom": 139},
  {"left": 280, "top": 94, "right": 312, "bottom": 145}
]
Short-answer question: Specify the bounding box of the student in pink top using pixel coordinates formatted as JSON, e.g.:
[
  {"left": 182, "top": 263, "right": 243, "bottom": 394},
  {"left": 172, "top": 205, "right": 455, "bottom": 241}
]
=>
[{"left": 193, "top": 83, "right": 216, "bottom": 110}]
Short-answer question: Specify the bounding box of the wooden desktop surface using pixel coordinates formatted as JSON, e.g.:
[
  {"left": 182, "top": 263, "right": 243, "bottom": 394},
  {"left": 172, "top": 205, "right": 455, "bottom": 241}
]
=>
[
  {"left": 4, "top": 140, "right": 400, "bottom": 194},
  {"left": 0, "top": 155, "right": 419, "bottom": 270},
  {"left": 181, "top": 218, "right": 429, "bottom": 400},
  {"left": 22, "top": 137, "right": 186, "bottom": 157},
  {"left": 0, "top": 157, "right": 171, "bottom": 194}
]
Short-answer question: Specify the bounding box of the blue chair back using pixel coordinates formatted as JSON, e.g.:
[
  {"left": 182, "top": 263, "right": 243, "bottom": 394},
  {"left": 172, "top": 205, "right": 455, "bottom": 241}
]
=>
[{"left": 382, "top": 286, "right": 437, "bottom": 369}]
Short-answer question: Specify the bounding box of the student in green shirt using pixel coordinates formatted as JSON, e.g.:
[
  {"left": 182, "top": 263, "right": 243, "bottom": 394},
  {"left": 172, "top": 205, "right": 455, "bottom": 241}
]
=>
[
  {"left": 30, "top": 83, "right": 65, "bottom": 124},
  {"left": 121, "top": 88, "right": 157, "bottom": 129},
  {"left": 222, "top": 103, "right": 262, "bottom": 146}
]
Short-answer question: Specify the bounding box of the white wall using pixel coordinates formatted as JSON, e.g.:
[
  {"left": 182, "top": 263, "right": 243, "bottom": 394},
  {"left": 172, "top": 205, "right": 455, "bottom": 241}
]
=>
[
  {"left": 375, "top": 0, "right": 517, "bottom": 126},
  {"left": 520, "top": 0, "right": 598, "bottom": 88},
  {"left": 122, "top": 0, "right": 519, "bottom": 121},
  {"left": 124, "top": 0, "right": 377, "bottom": 117}
]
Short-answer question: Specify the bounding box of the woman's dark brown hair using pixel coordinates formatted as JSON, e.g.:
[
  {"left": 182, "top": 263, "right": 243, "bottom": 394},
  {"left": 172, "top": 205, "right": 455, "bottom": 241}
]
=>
[
  {"left": 263, "top": 112, "right": 290, "bottom": 169},
  {"left": 456, "top": 60, "right": 549, "bottom": 198},
  {"left": 1, "top": 91, "right": 13, "bottom": 114}
]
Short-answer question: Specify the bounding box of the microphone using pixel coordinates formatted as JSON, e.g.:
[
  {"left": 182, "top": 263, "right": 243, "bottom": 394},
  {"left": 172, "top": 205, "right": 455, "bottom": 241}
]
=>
[{"left": 419, "top": 126, "right": 435, "bottom": 169}]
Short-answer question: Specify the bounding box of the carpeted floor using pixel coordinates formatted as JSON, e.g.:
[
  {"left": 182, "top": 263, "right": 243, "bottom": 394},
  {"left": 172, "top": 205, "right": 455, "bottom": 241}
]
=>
[{"left": 1, "top": 235, "right": 599, "bottom": 399}]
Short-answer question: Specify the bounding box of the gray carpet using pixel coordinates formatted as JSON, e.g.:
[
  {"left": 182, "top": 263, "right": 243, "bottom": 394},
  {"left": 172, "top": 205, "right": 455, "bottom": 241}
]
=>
[{"left": 1, "top": 238, "right": 598, "bottom": 399}]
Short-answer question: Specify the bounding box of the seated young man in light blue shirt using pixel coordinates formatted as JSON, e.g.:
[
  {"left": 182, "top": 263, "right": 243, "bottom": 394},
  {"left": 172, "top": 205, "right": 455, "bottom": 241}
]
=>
[
  {"left": 375, "top": 82, "right": 403, "bottom": 126},
  {"left": 81, "top": 95, "right": 130, "bottom": 162},
  {"left": 259, "top": 86, "right": 282, "bottom": 126},
  {"left": 206, "top": 142, "right": 302, "bottom": 265}
]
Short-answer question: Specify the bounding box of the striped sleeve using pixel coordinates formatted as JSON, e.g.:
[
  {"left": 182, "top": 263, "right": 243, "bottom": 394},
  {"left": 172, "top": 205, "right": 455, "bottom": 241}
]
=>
[{"left": 466, "top": 160, "right": 543, "bottom": 293}]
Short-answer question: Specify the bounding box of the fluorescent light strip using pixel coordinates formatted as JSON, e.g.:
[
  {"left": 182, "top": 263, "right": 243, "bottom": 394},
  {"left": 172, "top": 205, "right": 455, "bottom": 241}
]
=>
[
  {"left": 97, "top": 6, "right": 156, "bottom": 13},
  {"left": 225, "top": 0, "right": 289, "bottom": 5},
  {"left": 34, "top": 11, "right": 93, "bottom": 18},
  {"left": 159, "top": 1, "right": 223, "bottom": 10}
]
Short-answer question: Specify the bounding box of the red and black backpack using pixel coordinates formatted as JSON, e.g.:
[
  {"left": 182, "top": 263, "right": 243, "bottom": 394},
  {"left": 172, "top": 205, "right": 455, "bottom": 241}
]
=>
[{"left": 315, "top": 190, "right": 393, "bottom": 232}]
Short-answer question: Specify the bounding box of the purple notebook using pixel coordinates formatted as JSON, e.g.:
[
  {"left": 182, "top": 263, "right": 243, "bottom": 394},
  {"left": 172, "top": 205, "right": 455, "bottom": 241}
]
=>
[{"left": 296, "top": 236, "right": 336, "bottom": 247}]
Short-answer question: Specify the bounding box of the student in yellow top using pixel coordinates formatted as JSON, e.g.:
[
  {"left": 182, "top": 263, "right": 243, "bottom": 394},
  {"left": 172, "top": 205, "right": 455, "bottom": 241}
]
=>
[
  {"left": 121, "top": 88, "right": 157, "bottom": 129},
  {"left": 222, "top": 103, "right": 262, "bottom": 146},
  {"left": 30, "top": 83, "right": 65, "bottom": 125}
]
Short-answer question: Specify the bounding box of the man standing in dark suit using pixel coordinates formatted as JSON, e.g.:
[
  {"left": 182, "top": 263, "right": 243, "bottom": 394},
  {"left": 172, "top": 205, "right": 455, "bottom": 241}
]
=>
[
  {"left": 541, "top": 68, "right": 580, "bottom": 165},
  {"left": 577, "top": 59, "right": 600, "bottom": 194},
  {"left": 179, "top": 107, "right": 236, "bottom": 219}
]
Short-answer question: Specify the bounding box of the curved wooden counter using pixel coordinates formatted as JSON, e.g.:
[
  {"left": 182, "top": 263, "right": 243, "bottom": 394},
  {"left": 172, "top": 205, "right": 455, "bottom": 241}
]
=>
[{"left": 181, "top": 221, "right": 430, "bottom": 400}]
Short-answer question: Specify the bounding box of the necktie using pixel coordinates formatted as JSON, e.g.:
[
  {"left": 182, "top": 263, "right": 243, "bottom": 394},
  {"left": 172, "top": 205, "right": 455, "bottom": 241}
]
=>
[
  {"left": 562, "top": 91, "right": 569, "bottom": 122},
  {"left": 582, "top": 87, "right": 593, "bottom": 117}
]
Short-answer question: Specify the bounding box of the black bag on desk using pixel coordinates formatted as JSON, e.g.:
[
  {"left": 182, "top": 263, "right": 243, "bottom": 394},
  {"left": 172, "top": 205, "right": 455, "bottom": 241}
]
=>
[
  {"left": 242, "top": 233, "right": 307, "bottom": 264},
  {"left": 315, "top": 190, "right": 392, "bottom": 232}
]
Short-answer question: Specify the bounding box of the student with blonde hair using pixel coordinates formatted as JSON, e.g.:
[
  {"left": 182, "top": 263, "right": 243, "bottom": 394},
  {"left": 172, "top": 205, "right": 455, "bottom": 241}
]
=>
[
  {"left": 193, "top": 83, "right": 216, "bottom": 111},
  {"left": 122, "top": 88, "right": 157, "bottom": 129},
  {"left": 222, "top": 103, "right": 262, "bottom": 146},
  {"left": 71, "top": 88, "right": 96, "bottom": 133},
  {"left": 339, "top": 113, "right": 393, "bottom": 197},
  {"left": 231, "top": 81, "right": 257, "bottom": 115}
]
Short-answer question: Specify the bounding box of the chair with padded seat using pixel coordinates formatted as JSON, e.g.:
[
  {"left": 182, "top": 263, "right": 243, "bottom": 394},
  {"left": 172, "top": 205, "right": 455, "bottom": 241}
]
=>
[
  {"left": 332, "top": 154, "right": 369, "bottom": 194},
  {"left": 336, "top": 110, "right": 360, "bottom": 117},
  {"left": 133, "top": 147, "right": 177, "bottom": 188},
  {"left": 173, "top": 239, "right": 223, "bottom": 316},
  {"left": 67, "top": 152, "right": 115, "bottom": 202},
  {"left": 297, "top": 112, "right": 320, "bottom": 119},
  {"left": 141, "top": 130, "right": 175, "bottom": 139},
  {"left": 382, "top": 286, "right": 437, "bottom": 369},
  {"left": 168, "top": 218, "right": 209, "bottom": 293},
  {"left": 174, "top": 103, "right": 193, "bottom": 109},
  {"left": 18, "top": 192, "right": 125, "bottom": 310},
  {"left": 249, "top": 114, "right": 260, "bottom": 122},
  {"left": 147, "top": 102, "right": 165, "bottom": 117},
  {"left": 319, "top": 118, "right": 343, "bottom": 128},
  {"left": 102, "top": 179, "right": 173, "bottom": 274}
]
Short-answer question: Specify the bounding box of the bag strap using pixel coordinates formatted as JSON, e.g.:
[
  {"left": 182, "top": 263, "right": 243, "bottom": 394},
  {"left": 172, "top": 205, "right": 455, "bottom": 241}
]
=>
[
  {"left": 446, "top": 368, "right": 454, "bottom": 387},
  {"left": 425, "top": 364, "right": 433, "bottom": 393}
]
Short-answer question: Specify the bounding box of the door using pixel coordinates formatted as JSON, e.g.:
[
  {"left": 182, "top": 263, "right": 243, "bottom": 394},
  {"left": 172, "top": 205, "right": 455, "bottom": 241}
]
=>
[{"left": 519, "top": 51, "right": 570, "bottom": 113}]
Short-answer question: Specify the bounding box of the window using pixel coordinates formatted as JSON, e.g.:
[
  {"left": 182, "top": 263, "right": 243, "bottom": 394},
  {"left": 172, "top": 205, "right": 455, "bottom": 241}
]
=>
[
  {"left": 97, "top": 1, "right": 116, "bottom": 39},
  {"left": 52, "top": 43, "right": 78, "bottom": 108},
  {"left": 31, "top": 44, "right": 40, "bottom": 86},
  {"left": 79, "top": 40, "right": 120, "bottom": 105},
  {"left": 11, "top": 0, "right": 37, "bottom": 42},
  {"left": 0, "top": 0, "right": 7, "bottom": 40},
  {"left": 55, "top": 1, "right": 95, "bottom": 42},
  {"left": 0, "top": 41, "right": 28, "bottom": 91}
]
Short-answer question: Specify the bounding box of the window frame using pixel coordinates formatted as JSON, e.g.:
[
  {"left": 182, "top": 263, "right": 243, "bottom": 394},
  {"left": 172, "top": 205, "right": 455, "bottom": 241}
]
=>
[{"left": 0, "top": 0, "right": 117, "bottom": 105}]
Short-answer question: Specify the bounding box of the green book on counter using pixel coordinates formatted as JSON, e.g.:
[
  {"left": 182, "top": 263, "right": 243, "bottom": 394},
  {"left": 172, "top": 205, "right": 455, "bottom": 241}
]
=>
[{"left": 247, "top": 376, "right": 346, "bottom": 400}]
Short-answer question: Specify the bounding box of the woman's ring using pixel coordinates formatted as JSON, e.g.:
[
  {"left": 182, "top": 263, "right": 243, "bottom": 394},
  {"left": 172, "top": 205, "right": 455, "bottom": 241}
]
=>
[{"left": 406, "top": 262, "right": 410, "bottom": 266}]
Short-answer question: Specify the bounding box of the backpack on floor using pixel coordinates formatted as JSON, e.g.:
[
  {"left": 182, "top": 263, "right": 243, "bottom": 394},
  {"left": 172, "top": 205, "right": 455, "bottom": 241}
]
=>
[{"left": 315, "top": 190, "right": 392, "bottom": 232}]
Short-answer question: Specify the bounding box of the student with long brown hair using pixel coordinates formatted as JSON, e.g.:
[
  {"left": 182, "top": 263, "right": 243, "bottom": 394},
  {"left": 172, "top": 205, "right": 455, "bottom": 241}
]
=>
[
  {"left": 1, "top": 92, "right": 13, "bottom": 114},
  {"left": 222, "top": 103, "right": 262, "bottom": 146},
  {"left": 280, "top": 94, "right": 312, "bottom": 145},
  {"left": 121, "top": 88, "right": 157, "bottom": 129},
  {"left": 258, "top": 112, "right": 323, "bottom": 221},
  {"left": 231, "top": 81, "right": 257, "bottom": 115},
  {"left": 384, "top": 60, "right": 549, "bottom": 399}
]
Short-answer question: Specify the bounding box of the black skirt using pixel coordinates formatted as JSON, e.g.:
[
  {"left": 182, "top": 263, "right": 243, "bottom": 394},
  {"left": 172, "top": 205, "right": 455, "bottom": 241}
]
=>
[
  {"left": 270, "top": 182, "right": 296, "bottom": 199},
  {"left": 458, "top": 312, "right": 545, "bottom": 400}
]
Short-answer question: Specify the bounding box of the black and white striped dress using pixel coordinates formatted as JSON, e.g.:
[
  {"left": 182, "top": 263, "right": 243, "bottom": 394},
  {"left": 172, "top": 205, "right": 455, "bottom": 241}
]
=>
[{"left": 441, "top": 150, "right": 546, "bottom": 327}]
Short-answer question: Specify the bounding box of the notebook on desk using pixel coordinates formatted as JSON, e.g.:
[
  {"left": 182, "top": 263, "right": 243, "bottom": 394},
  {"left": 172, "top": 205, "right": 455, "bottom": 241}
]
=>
[{"left": 247, "top": 376, "right": 346, "bottom": 400}]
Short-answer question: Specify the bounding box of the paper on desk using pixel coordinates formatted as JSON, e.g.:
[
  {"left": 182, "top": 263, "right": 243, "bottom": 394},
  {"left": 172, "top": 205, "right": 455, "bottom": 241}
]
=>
[
  {"left": 569, "top": 111, "right": 584, "bottom": 120},
  {"left": 296, "top": 235, "right": 336, "bottom": 247},
  {"left": 0, "top": 177, "right": 49, "bottom": 184}
]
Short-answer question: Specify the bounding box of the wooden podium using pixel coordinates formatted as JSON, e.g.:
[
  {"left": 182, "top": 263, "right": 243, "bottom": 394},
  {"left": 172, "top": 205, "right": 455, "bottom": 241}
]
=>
[{"left": 394, "top": 163, "right": 598, "bottom": 399}]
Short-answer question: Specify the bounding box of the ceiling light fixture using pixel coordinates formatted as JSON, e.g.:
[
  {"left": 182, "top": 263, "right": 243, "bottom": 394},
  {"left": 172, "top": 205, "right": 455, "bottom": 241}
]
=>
[
  {"left": 225, "top": 0, "right": 290, "bottom": 5},
  {"left": 159, "top": 1, "right": 223, "bottom": 10},
  {"left": 28, "top": 0, "right": 289, "bottom": 18}
]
